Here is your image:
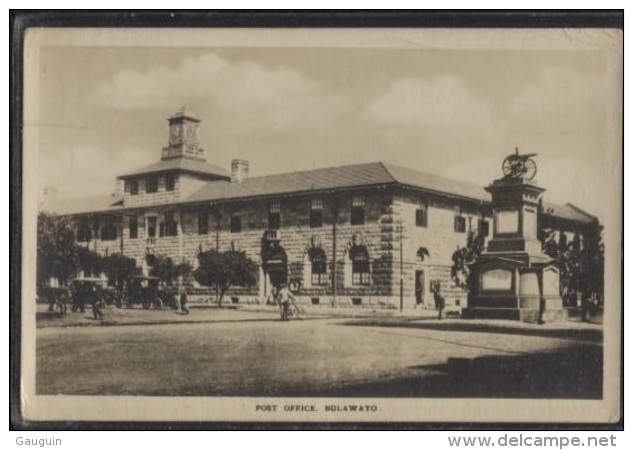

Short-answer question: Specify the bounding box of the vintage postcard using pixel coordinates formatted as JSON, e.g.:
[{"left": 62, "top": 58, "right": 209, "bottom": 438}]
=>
[{"left": 19, "top": 27, "right": 622, "bottom": 424}]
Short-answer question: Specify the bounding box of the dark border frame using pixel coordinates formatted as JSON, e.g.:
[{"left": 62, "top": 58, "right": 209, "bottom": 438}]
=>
[{"left": 9, "top": 9, "right": 624, "bottom": 432}]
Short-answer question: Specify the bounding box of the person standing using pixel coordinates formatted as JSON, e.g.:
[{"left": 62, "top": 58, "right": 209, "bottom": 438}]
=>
[
  {"left": 180, "top": 291, "right": 189, "bottom": 315},
  {"left": 433, "top": 284, "right": 445, "bottom": 320},
  {"left": 92, "top": 292, "right": 104, "bottom": 321}
]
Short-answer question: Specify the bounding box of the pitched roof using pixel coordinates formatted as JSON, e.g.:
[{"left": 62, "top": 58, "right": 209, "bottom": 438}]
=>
[
  {"left": 186, "top": 161, "right": 489, "bottom": 204},
  {"left": 541, "top": 202, "right": 597, "bottom": 224},
  {"left": 118, "top": 157, "right": 229, "bottom": 180},
  {"left": 381, "top": 162, "right": 489, "bottom": 202},
  {"left": 42, "top": 194, "right": 123, "bottom": 215},
  {"left": 49, "top": 161, "right": 597, "bottom": 227}
]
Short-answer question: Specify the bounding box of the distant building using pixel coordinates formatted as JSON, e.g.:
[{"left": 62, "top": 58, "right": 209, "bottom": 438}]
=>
[{"left": 48, "top": 109, "right": 600, "bottom": 309}]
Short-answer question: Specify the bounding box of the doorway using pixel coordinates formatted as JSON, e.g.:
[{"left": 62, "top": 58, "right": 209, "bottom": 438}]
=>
[{"left": 415, "top": 270, "right": 425, "bottom": 306}]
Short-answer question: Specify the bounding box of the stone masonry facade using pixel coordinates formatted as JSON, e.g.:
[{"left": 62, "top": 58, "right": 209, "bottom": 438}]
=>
[{"left": 67, "top": 110, "right": 595, "bottom": 310}]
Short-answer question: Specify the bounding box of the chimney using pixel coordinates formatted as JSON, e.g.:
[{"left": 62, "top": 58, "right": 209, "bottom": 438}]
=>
[{"left": 231, "top": 159, "right": 249, "bottom": 182}]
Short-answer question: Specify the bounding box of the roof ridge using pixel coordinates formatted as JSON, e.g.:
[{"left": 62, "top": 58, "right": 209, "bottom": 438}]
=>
[
  {"left": 564, "top": 203, "right": 597, "bottom": 220},
  {"left": 229, "top": 161, "right": 386, "bottom": 182},
  {"left": 377, "top": 161, "right": 399, "bottom": 183}
]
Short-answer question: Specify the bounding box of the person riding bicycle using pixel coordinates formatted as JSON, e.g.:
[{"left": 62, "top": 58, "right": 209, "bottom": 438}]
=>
[{"left": 277, "top": 284, "right": 296, "bottom": 321}]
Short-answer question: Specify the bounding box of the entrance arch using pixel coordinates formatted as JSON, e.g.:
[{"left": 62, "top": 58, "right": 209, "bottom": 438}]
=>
[{"left": 262, "top": 244, "right": 288, "bottom": 289}]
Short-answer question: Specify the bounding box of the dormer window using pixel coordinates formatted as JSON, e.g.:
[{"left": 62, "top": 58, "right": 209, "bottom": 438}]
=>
[
  {"left": 165, "top": 174, "right": 175, "bottom": 191},
  {"left": 129, "top": 180, "right": 138, "bottom": 196},
  {"left": 146, "top": 177, "right": 158, "bottom": 194}
]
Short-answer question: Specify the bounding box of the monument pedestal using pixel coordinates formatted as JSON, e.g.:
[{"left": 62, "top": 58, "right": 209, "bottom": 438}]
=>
[{"left": 467, "top": 175, "right": 565, "bottom": 323}]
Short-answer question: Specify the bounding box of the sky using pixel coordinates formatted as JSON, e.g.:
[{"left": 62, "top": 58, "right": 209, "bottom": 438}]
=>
[{"left": 30, "top": 29, "right": 622, "bottom": 221}]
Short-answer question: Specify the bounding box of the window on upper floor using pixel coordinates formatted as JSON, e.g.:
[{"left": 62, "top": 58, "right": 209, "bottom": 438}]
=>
[
  {"left": 478, "top": 218, "right": 489, "bottom": 237},
  {"left": 100, "top": 217, "right": 117, "bottom": 241},
  {"left": 310, "top": 198, "right": 323, "bottom": 228},
  {"left": 351, "top": 196, "right": 365, "bottom": 226},
  {"left": 454, "top": 206, "right": 466, "bottom": 233},
  {"left": 146, "top": 217, "right": 157, "bottom": 238},
  {"left": 198, "top": 210, "right": 208, "bottom": 235},
  {"left": 146, "top": 177, "right": 158, "bottom": 193},
  {"left": 268, "top": 202, "right": 281, "bottom": 230},
  {"left": 350, "top": 245, "right": 370, "bottom": 285},
  {"left": 160, "top": 211, "right": 178, "bottom": 237},
  {"left": 230, "top": 214, "right": 242, "bottom": 233},
  {"left": 559, "top": 231, "right": 568, "bottom": 248},
  {"left": 165, "top": 174, "right": 175, "bottom": 192},
  {"left": 77, "top": 222, "right": 92, "bottom": 242},
  {"left": 416, "top": 200, "right": 428, "bottom": 228},
  {"left": 129, "top": 180, "right": 139, "bottom": 196},
  {"left": 129, "top": 216, "right": 138, "bottom": 239}
]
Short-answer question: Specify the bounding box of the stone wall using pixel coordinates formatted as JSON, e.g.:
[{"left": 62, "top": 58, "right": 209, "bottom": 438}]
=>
[
  {"left": 76, "top": 188, "right": 496, "bottom": 309},
  {"left": 390, "top": 193, "right": 492, "bottom": 309}
]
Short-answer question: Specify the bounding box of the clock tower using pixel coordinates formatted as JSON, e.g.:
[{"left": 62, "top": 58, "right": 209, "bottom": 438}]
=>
[{"left": 161, "top": 108, "right": 206, "bottom": 161}]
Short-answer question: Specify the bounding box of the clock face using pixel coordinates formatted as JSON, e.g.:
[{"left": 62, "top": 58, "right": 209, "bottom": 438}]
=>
[
  {"left": 185, "top": 125, "right": 198, "bottom": 143},
  {"left": 169, "top": 125, "right": 181, "bottom": 144}
]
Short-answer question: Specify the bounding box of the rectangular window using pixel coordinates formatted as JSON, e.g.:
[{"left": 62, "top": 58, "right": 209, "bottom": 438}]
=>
[
  {"left": 165, "top": 174, "right": 175, "bottom": 192},
  {"left": 416, "top": 200, "right": 428, "bottom": 227},
  {"left": 162, "top": 211, "right": 178, "bottom": 237},
  {"left": 478, "top": 219, "right": 489, "bottom": 237},
  {"left": 77, "top": 222, "right": 92, "bottom": 242},
  {"left": 129, "top": 216, "right": 138, "bottom": 239},
  {"left": 198, "top": 210, "right": 208, "bottom": 235},
  {"left": 268, "top": 202, "right": 281, "bottom": 230},
  {"left": 454, "top": 216, "right": 466, "bottom": 233},
  {"left": 310, "top": 198, "right": 323, "bottom": 228},
  {"left": 230, "top": 214, "right": 242, "bottom": 233},
  {"left": 146, "top": 177, "right": 158, "bottom": 193},
  {"left": 146, "top": 217, "right": 157, "bottom": 238},
  {"left": 351, "top": 196, "right": 365, "bottom": 226},
  {"left": 147, "top": 216, "right": 156, "bottom": 238},
  {"left": 100, "top": 217, "right": 117, "bottom": 241},
  {"left": 454, "top": 206, "right": 466, "bottom": 233},
  {"left": 129, "top": 180, "right": 138, "bottom": 195}
]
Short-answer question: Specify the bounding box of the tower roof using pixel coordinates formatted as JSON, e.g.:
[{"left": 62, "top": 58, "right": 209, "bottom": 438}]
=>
[{"left": 117, "top": 158, "right": 229, "bottom": 180}]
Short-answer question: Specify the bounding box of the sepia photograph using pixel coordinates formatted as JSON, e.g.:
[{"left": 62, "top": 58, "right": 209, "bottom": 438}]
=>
[{"left": 19, "top": 25, "right": 622, "bottom": 424}]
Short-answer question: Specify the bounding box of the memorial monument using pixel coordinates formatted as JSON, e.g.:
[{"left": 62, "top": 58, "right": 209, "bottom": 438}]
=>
[{"left": 466, "top": 149, "right": 565, "bottom": 322}]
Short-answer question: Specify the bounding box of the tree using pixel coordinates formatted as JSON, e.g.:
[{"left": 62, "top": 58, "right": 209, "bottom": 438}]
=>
[
  {"left": 37, "top": 212, "right": 80, "bottom": 288},
  {"left": 450, "top": 230, "right": 486, "bottom": 291},
  {"left": 194, "top": 249, "right": 258, "bottom": 307},
  {"left": 541, "top": 225, "right": 604, "bottom": 305},
  {"left": 76, "top": 246, "right": 105, "bottom": 277},
  {"left": 145, "top": 253, "right": 192, "bottom": 286},
  {"left": 103, "top": 253, "right": 139, "bottom": 288}
]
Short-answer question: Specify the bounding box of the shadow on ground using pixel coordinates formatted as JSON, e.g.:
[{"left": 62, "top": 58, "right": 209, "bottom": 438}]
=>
[
  {"left": 295, "top": 345, "right": 603, "bottom": 399},
  {"left": 338, "top": 318, "right": 603, "bottom": 343}
]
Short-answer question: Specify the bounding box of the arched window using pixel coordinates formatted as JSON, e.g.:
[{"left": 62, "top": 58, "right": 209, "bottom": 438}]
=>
[
  {"left": 350, "top": 245, "right": 370, "bottom": 285},
  {"left": 309, "top": 247, "right": 327, "bottom": 285}
]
